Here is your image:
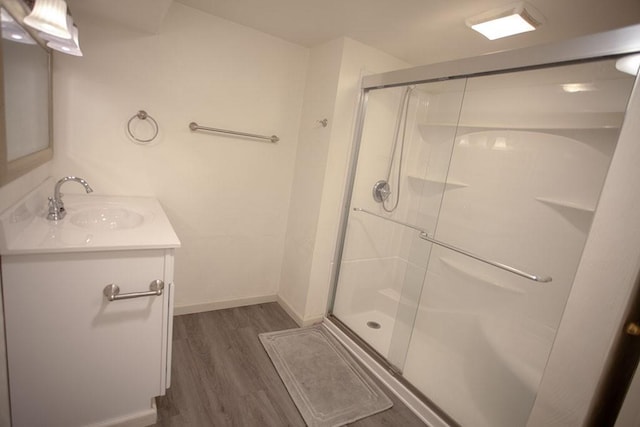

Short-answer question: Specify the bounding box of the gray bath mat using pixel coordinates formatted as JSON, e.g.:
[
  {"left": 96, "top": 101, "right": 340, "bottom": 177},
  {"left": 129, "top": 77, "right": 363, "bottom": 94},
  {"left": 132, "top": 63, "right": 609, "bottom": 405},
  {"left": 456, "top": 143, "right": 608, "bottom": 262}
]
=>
[{"left": 259, "top": 323, "right": 393, "bottom": 427}]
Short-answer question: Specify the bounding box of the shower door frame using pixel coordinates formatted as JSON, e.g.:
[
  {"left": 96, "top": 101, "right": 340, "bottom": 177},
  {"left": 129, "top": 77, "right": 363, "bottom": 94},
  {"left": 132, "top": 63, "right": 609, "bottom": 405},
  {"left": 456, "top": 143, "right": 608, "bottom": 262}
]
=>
[{"left": 326, "top": 23, "right": 640, "bottom": 427}]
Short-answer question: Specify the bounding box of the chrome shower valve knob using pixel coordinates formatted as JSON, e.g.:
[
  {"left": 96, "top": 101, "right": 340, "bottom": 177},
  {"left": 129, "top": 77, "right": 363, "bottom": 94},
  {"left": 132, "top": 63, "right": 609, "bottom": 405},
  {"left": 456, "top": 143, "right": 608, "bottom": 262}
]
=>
[{"left": 372, "top": 180, "right": 391, "bottom": 203}]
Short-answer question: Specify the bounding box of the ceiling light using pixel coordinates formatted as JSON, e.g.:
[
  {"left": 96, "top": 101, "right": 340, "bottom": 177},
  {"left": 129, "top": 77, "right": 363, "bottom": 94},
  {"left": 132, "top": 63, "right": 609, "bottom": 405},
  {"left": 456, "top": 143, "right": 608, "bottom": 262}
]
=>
[
  {"left": 615, "top": 54, "right": 640, "bottom": 76},
  {"left": 466, "top": 2, "right": 544, "bottom": 40},
  {"left": 23, "top": 0, "right": 71, "bottom": 39}
]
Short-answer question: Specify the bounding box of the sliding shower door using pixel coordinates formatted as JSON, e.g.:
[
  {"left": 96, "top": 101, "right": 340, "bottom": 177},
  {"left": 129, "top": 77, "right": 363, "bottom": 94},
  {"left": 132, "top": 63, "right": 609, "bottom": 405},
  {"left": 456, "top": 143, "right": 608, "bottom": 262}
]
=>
[
  {"left": 332, "top": 79, "right": 467, "bottom": 369},
  {"left": 331, "top": 57, "right": 636, "bottom": 427}
]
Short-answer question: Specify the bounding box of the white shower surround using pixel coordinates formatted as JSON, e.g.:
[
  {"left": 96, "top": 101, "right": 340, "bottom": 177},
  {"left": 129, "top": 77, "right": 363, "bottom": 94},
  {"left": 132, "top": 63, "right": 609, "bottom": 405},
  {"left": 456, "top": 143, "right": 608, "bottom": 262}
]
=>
[{"left": 335, "top": 32, "right": 640, "bottom": 425}]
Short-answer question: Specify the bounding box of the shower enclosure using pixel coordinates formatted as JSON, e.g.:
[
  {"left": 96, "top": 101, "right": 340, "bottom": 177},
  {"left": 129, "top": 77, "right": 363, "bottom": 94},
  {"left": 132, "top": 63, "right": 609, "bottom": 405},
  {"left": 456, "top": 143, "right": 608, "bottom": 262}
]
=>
[{"left": 327, "top": 48, "right": 638, "bottom": 426}]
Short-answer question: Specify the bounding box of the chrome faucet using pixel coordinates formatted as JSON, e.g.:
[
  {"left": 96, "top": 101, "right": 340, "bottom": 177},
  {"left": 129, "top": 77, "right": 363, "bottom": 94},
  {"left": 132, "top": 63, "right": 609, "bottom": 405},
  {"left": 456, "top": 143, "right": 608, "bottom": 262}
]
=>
[{"left": 47, "top": 176, "right": 93, "bottom": 221}]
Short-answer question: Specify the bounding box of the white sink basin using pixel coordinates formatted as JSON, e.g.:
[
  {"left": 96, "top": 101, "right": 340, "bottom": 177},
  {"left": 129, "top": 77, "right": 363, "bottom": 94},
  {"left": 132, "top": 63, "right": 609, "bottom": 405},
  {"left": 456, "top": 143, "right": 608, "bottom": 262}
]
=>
[
  {"left": 0, "top": 182, "right": 181, "bottom": 255},
  {"left": 70, "top": 206, "right": 144, "bottom": 230}
]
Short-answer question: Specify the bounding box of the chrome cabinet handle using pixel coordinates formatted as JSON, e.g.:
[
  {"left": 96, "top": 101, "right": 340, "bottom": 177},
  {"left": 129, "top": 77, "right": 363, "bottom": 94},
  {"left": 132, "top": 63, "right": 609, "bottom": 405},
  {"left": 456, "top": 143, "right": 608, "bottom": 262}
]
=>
[{"left": 103, "top": 279, "right": 164, "bottom": 301}]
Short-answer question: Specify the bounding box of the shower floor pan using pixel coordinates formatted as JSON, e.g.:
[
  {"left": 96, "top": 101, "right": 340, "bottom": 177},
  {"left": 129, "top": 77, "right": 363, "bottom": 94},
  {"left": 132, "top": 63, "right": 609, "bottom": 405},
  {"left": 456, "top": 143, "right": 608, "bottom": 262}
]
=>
[{"left": 339, "top": 310, "right": 395, "bottom": 357}]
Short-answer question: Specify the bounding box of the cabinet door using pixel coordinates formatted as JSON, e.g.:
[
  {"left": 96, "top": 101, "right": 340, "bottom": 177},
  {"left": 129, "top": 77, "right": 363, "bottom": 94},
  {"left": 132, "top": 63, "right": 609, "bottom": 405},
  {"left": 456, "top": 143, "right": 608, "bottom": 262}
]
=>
[{"left": 2, "top": 250, "right": 168, "bottom": 427}]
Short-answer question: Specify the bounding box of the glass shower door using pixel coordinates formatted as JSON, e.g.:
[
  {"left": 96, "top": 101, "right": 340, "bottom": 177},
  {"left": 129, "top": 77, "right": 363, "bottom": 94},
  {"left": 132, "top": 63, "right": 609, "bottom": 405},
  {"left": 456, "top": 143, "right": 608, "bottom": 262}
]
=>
[
  {"left": 331, "top": 79, "right": 467, "bottom": 369},
  {"left": 400, "top": 58, "right": 636, "bottom": 427},
  {"left": 331, "top": 56, "right": 636, "bottom": 427}
]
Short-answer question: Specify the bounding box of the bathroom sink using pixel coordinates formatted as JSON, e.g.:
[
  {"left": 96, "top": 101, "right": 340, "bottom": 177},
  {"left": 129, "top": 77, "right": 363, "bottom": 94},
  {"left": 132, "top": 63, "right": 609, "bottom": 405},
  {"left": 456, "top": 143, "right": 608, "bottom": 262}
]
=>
[
  {"left": 70, "top": 206, "right": 145, "bottom": 230},
  {"left": 0, "top": 182, "right": 180, "bottom": 255}
]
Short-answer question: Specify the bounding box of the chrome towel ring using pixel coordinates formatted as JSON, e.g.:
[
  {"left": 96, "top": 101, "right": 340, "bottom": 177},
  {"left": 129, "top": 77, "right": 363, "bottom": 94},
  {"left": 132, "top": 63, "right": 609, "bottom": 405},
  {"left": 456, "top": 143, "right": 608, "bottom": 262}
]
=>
[{"left": 127, "top": 110, "right": 159, "bottom": 143}]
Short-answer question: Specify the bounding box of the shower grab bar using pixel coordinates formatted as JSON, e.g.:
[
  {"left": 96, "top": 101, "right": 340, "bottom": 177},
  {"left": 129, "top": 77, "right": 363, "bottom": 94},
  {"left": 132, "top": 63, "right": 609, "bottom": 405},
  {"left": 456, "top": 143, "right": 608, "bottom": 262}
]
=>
[
  {"left": 353, "top": 207, "right": 552, "bottom": 283},
  {"left": 189, "top": 122, "right": 279, "bottom": 143}
]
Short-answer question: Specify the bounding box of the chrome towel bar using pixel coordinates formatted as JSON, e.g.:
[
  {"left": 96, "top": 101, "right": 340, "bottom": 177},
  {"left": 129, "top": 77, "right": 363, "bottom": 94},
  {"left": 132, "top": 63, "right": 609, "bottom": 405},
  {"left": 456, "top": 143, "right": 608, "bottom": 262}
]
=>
[
  {"left": 353, "top": 207, "right": 552, "bottom": 283},
  {"left": 103, "top": 279, "right": 164, "bottom": 301},
  {"left": 189, "top": 122, "right": 279, "bottom": 143}
]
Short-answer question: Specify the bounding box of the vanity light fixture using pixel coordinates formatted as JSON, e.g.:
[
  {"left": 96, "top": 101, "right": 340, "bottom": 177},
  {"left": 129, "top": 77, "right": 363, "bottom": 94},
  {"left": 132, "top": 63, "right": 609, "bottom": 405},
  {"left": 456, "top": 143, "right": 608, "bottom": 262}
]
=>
[
  {"left": 1, "top": 8, "right": 36, "bottom": 44},
  {"left": 39, "top": 14, "right": 82, "bottom": 56},
  {"left": 23, "top": 0, "right": 71, "bottom": 39},
  {"left": 22, "top": 0, "right": 83, "bottom": 56},
  {"left": 466, "top": 1, "right": 544, "bottom": 40}
]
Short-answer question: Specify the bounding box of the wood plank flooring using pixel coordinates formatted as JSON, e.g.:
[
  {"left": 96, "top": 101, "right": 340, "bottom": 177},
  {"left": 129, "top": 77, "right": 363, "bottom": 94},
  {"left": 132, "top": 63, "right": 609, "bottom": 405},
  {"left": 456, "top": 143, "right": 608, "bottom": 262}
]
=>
[{"left": 152, "top": 303, "right": 426, "bottom": 426}]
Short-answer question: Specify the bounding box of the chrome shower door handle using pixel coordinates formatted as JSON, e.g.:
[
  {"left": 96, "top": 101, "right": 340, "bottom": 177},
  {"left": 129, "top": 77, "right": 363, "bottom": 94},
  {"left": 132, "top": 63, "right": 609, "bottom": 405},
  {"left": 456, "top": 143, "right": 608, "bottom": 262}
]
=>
[
  {"left": 417, "top": 232, "right": 552, "bottom": 283},
  {"left": 103, "top": 279, "right": 164, "bottom": 301}
]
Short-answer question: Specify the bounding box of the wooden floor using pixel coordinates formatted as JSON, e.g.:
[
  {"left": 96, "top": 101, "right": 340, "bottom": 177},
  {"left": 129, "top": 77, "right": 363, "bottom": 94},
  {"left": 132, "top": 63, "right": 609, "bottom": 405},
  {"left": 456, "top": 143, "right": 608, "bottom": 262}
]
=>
[{"left": 152, "top": 303, "right": 426, "bottom": 426}]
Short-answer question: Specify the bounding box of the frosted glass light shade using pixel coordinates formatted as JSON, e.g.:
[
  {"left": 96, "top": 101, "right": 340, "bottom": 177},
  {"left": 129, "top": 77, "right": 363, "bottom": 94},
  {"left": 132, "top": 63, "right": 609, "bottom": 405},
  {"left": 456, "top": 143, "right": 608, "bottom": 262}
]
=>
[
  {"left": 45, "top": 30, "right": 81, "bottom": 56},
  {"left": 466, "top": 2, "right": 543, "bottom": 40},
  {"left": 23, "top": 0, "right": 71, "bottom": 39},
  {"left": 39, "top": 15, "right": 82, "bottom": 56},
  {"left": 1, "top": 9, "right": 36, "bottom": 44}
]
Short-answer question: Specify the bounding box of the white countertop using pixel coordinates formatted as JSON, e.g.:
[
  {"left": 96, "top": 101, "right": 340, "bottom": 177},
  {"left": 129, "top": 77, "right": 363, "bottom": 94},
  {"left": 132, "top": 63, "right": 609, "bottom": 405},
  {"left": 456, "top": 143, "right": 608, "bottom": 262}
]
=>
[{"left": 0, "top": 181, "right": 181, "bottom": 255}]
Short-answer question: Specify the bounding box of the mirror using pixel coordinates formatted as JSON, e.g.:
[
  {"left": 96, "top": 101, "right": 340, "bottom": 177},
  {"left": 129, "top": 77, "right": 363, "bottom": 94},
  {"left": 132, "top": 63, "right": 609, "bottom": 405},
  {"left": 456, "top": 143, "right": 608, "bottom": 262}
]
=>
[{"left": 0, "top": 0, "right": 52, "bottom": 186}]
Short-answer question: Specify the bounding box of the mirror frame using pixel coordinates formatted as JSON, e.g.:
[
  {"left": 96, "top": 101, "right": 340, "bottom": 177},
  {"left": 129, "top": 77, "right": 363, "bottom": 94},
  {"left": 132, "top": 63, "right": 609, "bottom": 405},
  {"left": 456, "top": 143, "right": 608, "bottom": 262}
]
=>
[{"left": 0, "top": 0, "right": 52, "bottom": 186}]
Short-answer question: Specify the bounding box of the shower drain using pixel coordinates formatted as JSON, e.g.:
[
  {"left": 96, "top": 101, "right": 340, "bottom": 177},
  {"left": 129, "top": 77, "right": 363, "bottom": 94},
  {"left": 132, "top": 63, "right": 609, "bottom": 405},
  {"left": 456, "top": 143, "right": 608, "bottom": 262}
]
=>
[{"left": 366, "top": 321, "right": 381, "bottom": 329}]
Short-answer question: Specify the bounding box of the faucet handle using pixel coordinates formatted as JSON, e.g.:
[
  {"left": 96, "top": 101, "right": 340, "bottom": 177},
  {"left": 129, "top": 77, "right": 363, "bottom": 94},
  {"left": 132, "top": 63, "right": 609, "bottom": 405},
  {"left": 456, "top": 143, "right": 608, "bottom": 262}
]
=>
[
  {"left": 47, "top": 196, "right": 66, "bottom": 220},
  {"left": 47, "top": 197, "right": 57, "bottom": 220},
  {"left": 48, "top": 195, "right": 63, "bottom": 206}
]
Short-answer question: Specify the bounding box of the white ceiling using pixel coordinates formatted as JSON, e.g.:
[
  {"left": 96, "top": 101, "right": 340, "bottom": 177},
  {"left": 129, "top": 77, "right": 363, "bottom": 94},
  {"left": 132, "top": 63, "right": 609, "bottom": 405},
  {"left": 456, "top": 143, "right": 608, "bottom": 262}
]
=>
[
  {"left": 69, "top": 0, "right": 640, "bottom": 66},
  {"left": 68, "top": 0, "right": 172, "bottom": 34}
]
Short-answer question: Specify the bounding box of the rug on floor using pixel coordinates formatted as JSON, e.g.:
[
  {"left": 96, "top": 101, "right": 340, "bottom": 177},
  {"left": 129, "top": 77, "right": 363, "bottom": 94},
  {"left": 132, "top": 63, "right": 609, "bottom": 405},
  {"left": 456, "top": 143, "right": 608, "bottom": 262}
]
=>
[{"left": 259, "top": 323, "right": 393, "bottom": 427}]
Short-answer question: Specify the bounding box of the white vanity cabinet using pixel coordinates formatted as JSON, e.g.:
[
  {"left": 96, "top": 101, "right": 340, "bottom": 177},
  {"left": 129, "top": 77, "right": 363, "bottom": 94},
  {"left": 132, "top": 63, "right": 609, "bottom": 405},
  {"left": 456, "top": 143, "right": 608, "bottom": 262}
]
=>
[
  {"left": 1, "top": 248, "right": 176, "bottom": 427},
  {"left": 0, "top": 186, "right": 180, "bottom": 427}
]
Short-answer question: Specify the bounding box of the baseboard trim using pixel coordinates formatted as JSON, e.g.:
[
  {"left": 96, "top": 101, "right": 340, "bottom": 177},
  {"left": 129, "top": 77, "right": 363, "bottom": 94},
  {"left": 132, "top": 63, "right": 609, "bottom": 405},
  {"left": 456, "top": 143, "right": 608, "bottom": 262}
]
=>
[
  {"left": 301, "top": 315, "right": 325, "bottom": 327},
  {"left": 174, "top": 294, "right": 278, "bottom": 316},
  {"left": 276, "top": 296, "right": 324, "bottom": 327},
  {"left": 323, "top": 317, "right": 450, "bottom": 427},
  {"left": 174, "top": 294, "right": 324, "bottom": 326},
  {"left": 275, "top": 295, "right": 305, "bottom": 326},
  {"left": 88, "top": 405, "right": 156, "bottom": 427}
]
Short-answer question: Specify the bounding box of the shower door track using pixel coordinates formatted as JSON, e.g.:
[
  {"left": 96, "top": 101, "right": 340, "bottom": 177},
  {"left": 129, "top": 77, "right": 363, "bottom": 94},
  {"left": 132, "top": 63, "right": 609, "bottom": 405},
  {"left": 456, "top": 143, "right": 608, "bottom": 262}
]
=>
[
  {"left": 362, "top": 25, "right": 640, "bottom": 90},
  {"left": 353, "top": 207, "right": 552, "bottom": 282}
]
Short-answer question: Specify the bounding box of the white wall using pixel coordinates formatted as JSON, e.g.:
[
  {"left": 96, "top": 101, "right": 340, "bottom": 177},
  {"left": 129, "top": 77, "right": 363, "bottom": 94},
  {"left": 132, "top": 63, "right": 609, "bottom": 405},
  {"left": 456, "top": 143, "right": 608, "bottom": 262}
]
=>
[
  {"left": 278, "top": 38, "right": 344, "bottom": 323},
  {"left": 51, "top": 2, "right": 309, "bottom": 311},
  {"left": 0, "top": 164, "right": 50, "bottom": 213}
]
